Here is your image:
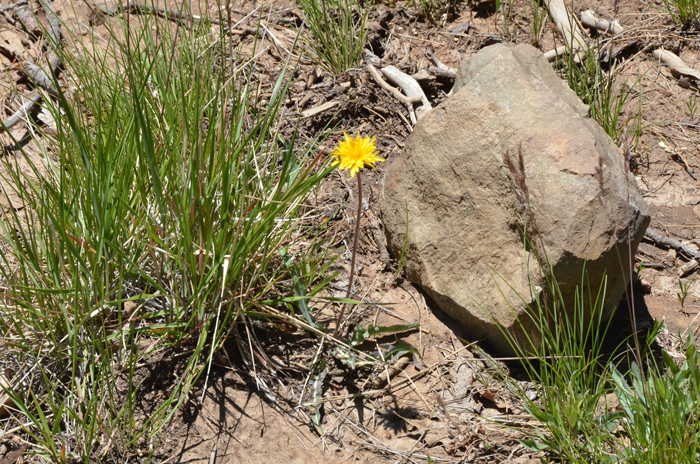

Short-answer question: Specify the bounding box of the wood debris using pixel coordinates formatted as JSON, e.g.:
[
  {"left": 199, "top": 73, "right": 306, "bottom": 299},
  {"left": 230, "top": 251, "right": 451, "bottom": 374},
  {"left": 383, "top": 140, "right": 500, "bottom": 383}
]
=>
[
  {"left": 645, "top": 228, "right": 700, "bottom": 262},
  {"left": 653, "top": 48, "right": 700, "bottom": 82},
  {"left": 301, "top": 100, "right": 339, "bottom": 118},
  {"left": 545, "top": 0, "right": 587, "bottom": 50},
  {"left": 366, "top": 63, "right": 421, "bottom": 124},
  {"left": 381, "top": 65, "right": 432, "bottom": 118},
  {"left": 426, "top": 50, "right": 457, "bottom": 79},
  {"left": 580, "top": 9, "right": 624, "bottom": 35}
]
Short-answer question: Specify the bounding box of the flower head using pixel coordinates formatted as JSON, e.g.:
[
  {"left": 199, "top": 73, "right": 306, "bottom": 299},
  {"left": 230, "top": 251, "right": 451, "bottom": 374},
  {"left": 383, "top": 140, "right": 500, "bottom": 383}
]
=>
[{"left": 331, "top": 132, "right": 384, "bottom": 177}]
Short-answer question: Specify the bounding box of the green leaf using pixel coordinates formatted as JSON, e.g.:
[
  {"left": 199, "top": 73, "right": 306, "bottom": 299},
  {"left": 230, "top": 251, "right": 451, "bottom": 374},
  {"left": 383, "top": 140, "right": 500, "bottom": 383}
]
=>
[
  {"left": 520, "top": 438, "right": 549, "bottom": 452},
  {"left": 663, "top": 350, "right": 680, "bottom": 375},
  {"left": 310, "top": 360, "right": 327, "bottom": 434},
  {"left": 350, "top": 323, "right": 419, "bottom": 345},
  {"left": 279, "top": 248, "right": 317, "bottom": 328},
  {"left": 377, "top": 339, "right": 421, "bottom": 363}
]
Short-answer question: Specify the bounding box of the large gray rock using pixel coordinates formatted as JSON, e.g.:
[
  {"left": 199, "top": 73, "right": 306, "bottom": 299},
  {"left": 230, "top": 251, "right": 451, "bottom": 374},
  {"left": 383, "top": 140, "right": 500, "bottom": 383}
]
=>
[{"left": 381, "top": 43, "right": 650, "bottom": 355}]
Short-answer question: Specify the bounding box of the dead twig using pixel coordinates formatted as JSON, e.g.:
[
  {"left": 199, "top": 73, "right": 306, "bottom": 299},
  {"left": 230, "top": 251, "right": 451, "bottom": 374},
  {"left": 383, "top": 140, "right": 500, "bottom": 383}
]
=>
[
  {"left": 22, "top": 60, "right": 58, "bottom": 96},
  {"left": 542, "top": 0, "right": 587, "bottom": 62},
  {"left": 543, "top": 47, "right": 567, "bottom": 62},
  {"left": 1, "top": 0, "right": 64, "bottom": 133},
  {"left": 653, "top": 48, "right": 700, "bottom": 82},
  {"left": 644, "top": 228, "right": 700, "bottom": 261},
  {"left": 208, "top": 443, "right": 217, "bottom": 464},
  {"left": 0, "top": 91, "right": 41, "bottom": 133},
  {"left": 365, "top": 65, "right": 422, "bottom": 106},
  {"left": 0, "top": 0, "right": 27, "bottom": 13},
  {"left": 19, "top": 0, "right": 63, "bottom": 95},
  {"left": 580, "top": 9, "right": 623, "bottom": 35},
  {"left": 381, "top": 65, "right": 432, "bottom": 119},
  {"left": 366, "top": 355, "right": 412, "bottom": 389},
  {"left": 365, "top": 63, "right": 421, "bottom": 124},
  {"left": 14, "top": 3, "right": 40, "bottom": 34},
  {"left": 426, "top": 50, "right": 457, "bottom": 78},
  {"left": 96, "top": 0, "right": 223, "bottom": 25},
  {"left": 545, "top": 0, "right": 587, "bottom": 50}
]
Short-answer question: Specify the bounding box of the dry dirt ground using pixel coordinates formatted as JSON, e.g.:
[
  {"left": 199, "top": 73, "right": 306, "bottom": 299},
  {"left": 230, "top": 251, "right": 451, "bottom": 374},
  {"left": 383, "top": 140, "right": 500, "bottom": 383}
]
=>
[{"left": 1, "top": 0, "right": 700, "bottom": 462}]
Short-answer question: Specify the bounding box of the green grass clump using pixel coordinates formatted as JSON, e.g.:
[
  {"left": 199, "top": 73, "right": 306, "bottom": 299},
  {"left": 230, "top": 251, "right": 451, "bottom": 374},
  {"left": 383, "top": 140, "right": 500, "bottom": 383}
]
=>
[
  {"left": 405, "top": 0, "right": 458, "bottom": 24},
  {"left": 295, "top": 0, "right": 368, "bottom": 74},
  {"left": 663, "top": 0, "right": 700, "bottom": 25},
  {"left": 495, "top": 0, "right": 518, "bottom": 42},
  {"left": 494, "top": 252, "right": 700, "bottom": 463},
  {"left": 609, "top": 334, "right": 700, "bottom": 463},
  {"left": 557, "top": 45, "right": 637, "bottom": 144},
  {"left": 0, "top": 7, "right": 333, "bottom": 462},
  {"left": 528, "top": 0, "right": 547, "bottom": 46},
  {"left": 494, "top": 265, "right": 618, "bottom": 462}
]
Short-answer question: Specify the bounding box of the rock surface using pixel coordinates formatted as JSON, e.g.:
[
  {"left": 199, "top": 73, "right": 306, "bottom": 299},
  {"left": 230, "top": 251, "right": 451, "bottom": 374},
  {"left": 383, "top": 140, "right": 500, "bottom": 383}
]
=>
[{"left": 380, "top": 43, "right": 650, "bottom": 354}]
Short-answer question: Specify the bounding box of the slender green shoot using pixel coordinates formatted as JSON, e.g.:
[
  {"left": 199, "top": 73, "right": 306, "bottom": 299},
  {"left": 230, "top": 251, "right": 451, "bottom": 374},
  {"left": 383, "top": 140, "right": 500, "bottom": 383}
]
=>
[
  {"left": 663, "top": 0, "right": 700, "bottom": 25},
  {"left": 295, "top": 0, "right": 368, "bottom": 74},
  {"left": 495, "top": 0, "right": 518, "bottom": 41},
  {"left": 676, "top": 278, "right": 693, "bottom": 308},
  {"left": 528, "top": 0, "right": 546, "bottom": 46}
]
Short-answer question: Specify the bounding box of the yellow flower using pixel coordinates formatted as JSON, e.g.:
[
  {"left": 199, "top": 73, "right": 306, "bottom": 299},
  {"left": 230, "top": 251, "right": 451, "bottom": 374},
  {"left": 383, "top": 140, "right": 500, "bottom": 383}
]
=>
[{"left": 331, "top": 132, "right": 384, "bottom": 177}]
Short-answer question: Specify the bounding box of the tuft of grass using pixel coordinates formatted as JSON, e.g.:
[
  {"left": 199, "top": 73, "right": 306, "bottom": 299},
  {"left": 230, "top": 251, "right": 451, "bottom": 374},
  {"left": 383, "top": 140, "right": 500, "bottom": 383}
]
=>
[
  {"left": 495, "top": 0, "right": 519, "bottom": 42},
  {"left": 295, "top": 0, "right": 368, "bottom": 74},
  {"left": 493, "top": 145, "right": 700, "bottom": 462},
  {"left": 491, "top": 257, "right": 619, "bottom": 462},
  {"left": 493, "top": 255, "right": 700, "bottom": 463},
  {"left": 663, "top": 0, "right": 700, "bottom": 25},
  {"left": 528, "top": 0, "right": 547, "bottom": 46},
  {"left": 676, "top": 278, "right": 693, "bottom": 308},
  {"left": 556, "top": 43, "right": 638, "bottom": 144},
  {"left": 405, "top": 0, "right": 457, "bottom": 24},
  {"left": 609, "top": 333, "right": 700, "bottom": 464},
  {"left": 0, "top": 5, "right": 333, "bottom": 461}
]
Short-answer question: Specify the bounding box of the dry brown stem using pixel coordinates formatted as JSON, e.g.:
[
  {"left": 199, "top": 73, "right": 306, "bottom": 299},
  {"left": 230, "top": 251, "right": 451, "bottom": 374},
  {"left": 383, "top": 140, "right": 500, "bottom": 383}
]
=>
[
  {"left": 366, "top": 63, "right": 421, "bottom": 124},
  {"left": 580, "top": 9, "right": 624, "bottom": 35}
]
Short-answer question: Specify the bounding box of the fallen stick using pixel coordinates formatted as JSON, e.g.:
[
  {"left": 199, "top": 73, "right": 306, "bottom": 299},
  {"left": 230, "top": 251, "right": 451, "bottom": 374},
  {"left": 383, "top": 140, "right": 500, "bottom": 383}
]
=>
[
  {"left": 22, "top": 60, "right": 58, "bottom": 96},
  {"left": 365, "top": 63, "right": 420, "bottom": 124},
  {"left": 0, "top": 91, "right": 41, "bottom": 133},
  {"left": 2, "top": 0, "right": 63, "bottom": 133},
  {"left": 381, "top": 65, "right": 432, "bottom": 119},
  {"left": 580, "top": 9, "right": 623, "bottom": 35},
  {"left": 653, "top": 48, "right": 700, "bottom": 82},
  {"left": 366, "top": 355, "right": 412, "bottom": 389},
  {"left": 300, "top": 100, "right": 338, "bottom": 118},
  {"left": 97, "top": 0, "right": 223, "bottom": 25},
  {"left": 543, "top": 47, "right": 566, "bottom": 62},
  {"left": 365, "top": 65, "right": 422, "bottom": 106},
  {"left": 39, "top": 0, "right": 62, "bottom": 44},
  {"left": 542, "top": 0, "right": 588, "bottom": 62},
  {"left": 426, "top": 50, "right": 456, "bottom": 79},
  {"left": 430, "top": 66, "right": 457, "bottom": 80},
  {"left": 545, "top": 0, "right": 587, "bottom": 50},
  {"left": 14, "top": 3, "right": 40, "bottom": 34},
  {"left": 644, "top": 228, "right": 700, "bottom": 261},
  {"left": 0, "top": 0, "right": 27, "bottom": 13}
]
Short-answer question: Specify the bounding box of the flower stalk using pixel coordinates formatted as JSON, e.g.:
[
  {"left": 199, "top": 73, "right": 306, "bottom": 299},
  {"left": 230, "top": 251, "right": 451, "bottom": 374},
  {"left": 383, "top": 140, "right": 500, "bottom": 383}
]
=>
[
  {"left": 330, "top": 132, "right": 384, "bottom": 337},
  {"left": 334, "top": 171, "right": 362, "bottom": 337}
]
